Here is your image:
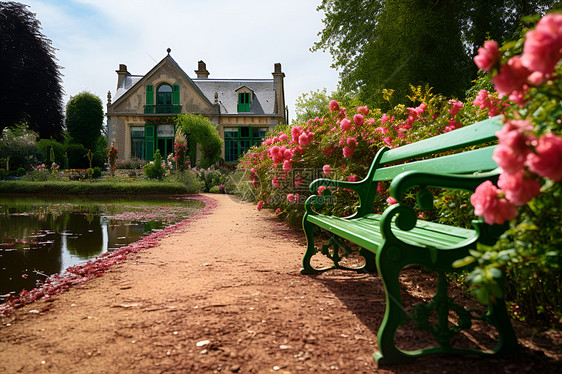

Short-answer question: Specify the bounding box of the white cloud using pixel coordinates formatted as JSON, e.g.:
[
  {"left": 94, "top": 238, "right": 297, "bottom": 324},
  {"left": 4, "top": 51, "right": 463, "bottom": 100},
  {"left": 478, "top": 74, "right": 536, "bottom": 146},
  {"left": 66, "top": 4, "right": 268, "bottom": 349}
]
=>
[{"left": 23, "top": 0, "right": 339, "bottom": 122}]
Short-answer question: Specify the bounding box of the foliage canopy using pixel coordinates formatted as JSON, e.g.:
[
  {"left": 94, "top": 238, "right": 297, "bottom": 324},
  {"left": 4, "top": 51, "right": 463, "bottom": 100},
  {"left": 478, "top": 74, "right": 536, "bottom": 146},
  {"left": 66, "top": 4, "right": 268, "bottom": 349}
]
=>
[
  {"left": 65, "top": 92, "right": 104, "bottom": 151},
  {"left": 175, "top": 114, "right": 223, "bottom": 168},
  {"left": 0, "top": 2, "right": 64, "bottom": 138}
]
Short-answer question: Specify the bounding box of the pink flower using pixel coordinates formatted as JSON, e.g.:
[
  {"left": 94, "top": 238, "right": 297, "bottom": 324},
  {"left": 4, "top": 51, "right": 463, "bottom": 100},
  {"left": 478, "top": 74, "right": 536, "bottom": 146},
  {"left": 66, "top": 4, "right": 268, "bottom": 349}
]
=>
[
  {"left": 526, "top": 132, "right": 562, "bottom": 182},
  {"left": 473, "top": 89, "right": 491, "bottom": 110},
  {"left": 492, "top": 56, "right": 531, "bottom": 97},
  {"left": 353, "top": 114, "right": 364, "bottom": 126},
  {"left": 498, "top": 172, "right": 541, "bottom": 206},
  {"left": 448, "top": 100, "right": 463, "bottom": 117},
  {"left": 357, "top": 106, "right": 369, "bottom": 115},
  {"left": 346, "top": 137, "right": 357, "bottom": 147},
  {"left": 381, "top": 113, "right": 389, "bottom": 125},
  {"left": 375, "top": 126, "right": 389, "bottom": 134},
  {"left": 294, "top": 176, "right": 303, "bottom": 187},
  {"left": 493, "top": 120, "right": 534, "bottom": 174},
  {"left": 347, "top": 175, "right": 358, "bottom": 182},
  {"left": 474, "top": 40, "right": 501, "bottom": 71},
  {"left": 291, "top": 126, "right": 303, "bottom": 143},
  {"left": 283, "top": 148, "right": 293, "bottom": 161},
  {"left": 287, "top": 193, "right": 295, "bottom": 203},
  {"left": 257, "top": 201, "right": 264, "bottom": 211},
  {"left": 323, "top": 164, "right": 332, "bottom": 177},
  {"left": 279, "top": 133, "right": 289, "bottom": 142},
  {"left": 298, "top": 133, "right": 311, "bottom": 146},
  {"left": 342, "top": 146, "right": 354, "bottom": 157},
  {"left": 493, "top": 145, "right": 528, "bottom": 174},
  {"left": 275, "top": 208, "right": 281, "bottom": 214},
  {"left": 470, "top": 181, "right": 518, "bottom": 225},
  {"left": 329, "top": 100, "right": 340, "bottom": 112},
  {"left": 317, "top": 185, "right": 327, "bottom": 195},
  {"left": 386, "top": 197, "right": 398, "bottom": 205},
  {"left": 376, "top": 182, "right": 386, "bottom": 195},
  {"left": 272, "top": 177, "right": 280, "bottom": 188},
  {"left": 283, "top": 160, "right": 292, "bottom": 173},
  {"left": 340, "top": 118, "right": 352, "bottom": 131},
  {"left": 383, "top": 137, "right": 393, "bottom": 147},
  {"left": 521, "top": 14, "right": 562, "bottom": 75}
]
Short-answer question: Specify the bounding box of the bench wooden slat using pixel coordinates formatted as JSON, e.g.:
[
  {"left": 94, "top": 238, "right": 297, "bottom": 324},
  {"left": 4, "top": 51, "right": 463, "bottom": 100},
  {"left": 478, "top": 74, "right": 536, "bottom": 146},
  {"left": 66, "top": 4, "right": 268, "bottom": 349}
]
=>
[
  {"left": 378, "top": 116, "right": 502, "bottom": 165},
  {"left": 373, "top": 146, "right": 498, "bottom": 182}
]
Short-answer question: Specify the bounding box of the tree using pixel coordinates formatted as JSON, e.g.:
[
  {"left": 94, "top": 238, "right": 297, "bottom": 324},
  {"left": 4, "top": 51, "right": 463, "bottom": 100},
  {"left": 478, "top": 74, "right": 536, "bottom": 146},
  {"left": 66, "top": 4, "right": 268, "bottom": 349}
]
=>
[
  {"left": 312, "top": 0, "right": 558, "bottom": 108},
  {"left": 0, "top": 2, "right": 64, "bottom": 138},
  {"left": 175, "top": 114, "right": 223, "bottom": 168},
  {"left": 65, "top": 92, "right": 104, "bottom": 151}
]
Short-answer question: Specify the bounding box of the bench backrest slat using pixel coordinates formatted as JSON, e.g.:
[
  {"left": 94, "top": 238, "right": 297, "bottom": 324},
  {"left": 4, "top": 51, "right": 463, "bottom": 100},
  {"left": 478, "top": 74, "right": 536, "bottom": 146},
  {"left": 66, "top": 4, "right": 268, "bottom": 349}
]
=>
[
  {"left": 372, "top": 146, "right": 498, "bottom": 182},
  {"left": 378, "top": 116, "right": 503, "bottom": 165}
]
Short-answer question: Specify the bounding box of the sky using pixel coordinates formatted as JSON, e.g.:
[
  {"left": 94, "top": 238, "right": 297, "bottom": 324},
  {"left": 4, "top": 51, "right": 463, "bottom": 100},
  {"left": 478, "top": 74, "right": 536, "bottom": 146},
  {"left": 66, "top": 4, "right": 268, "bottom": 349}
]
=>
[{"left": 21, "top": 0, "right": 340, "bottom": 122}]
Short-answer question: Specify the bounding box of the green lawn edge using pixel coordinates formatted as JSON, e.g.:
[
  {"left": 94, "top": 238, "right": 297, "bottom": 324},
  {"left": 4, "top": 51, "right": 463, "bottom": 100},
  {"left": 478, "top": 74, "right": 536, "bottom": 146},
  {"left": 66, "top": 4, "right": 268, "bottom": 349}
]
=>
[{"left": 0, "top": 180, "right": 193, "bottom": 195}]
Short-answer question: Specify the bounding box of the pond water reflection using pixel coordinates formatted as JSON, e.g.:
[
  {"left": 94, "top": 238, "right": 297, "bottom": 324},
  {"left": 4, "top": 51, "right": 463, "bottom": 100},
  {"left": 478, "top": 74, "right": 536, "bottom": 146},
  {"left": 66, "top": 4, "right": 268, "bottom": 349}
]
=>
[{"left": 0, "top": 195, "right": 203, "bottom": 301}]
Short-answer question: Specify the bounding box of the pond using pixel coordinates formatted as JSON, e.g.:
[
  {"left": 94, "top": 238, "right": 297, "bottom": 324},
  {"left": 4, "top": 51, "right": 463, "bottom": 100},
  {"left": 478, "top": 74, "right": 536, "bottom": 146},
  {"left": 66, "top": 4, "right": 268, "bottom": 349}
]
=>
[{"left": 0, "top": 195, "right": 204, "bottom": 302}]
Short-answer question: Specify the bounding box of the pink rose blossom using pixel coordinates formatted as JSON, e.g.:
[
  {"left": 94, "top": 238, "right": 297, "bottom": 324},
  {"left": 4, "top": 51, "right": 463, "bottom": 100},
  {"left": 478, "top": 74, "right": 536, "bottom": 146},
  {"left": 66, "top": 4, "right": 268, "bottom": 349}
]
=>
[
  {"left": 375, "top": 126, "right": 389, "bottom": 134},
  {"left": 470, "top": 181, "right": 518, "bottom": 225},
  {"left": 257, "top": 201, "right": 264, "bottom": 211},
  {"left": 346, "top": 137, "right": 358, "bottom": 147},
  {"left": 279, "top": 133, "right": 289, "bottom": 142},
  {"left": 340, "top": 118, "right": 352, "bottom": 131},
  {"left": 493, "top": 145, "right": 528, "bottom": 174},
  {"left": 317, "top": 185, "right": 327, "bottom": 195},
  {"left": 298, "top": 133, "right": 311, "bottom": 146},
  {"left": 353, "top": 114, "right": 364, "bottom": 126},
  {"left": 265, "top": 138, "right": 273, "bottom": 146},
  {"left": 376, "top": 182, "right": 386, "bottom": 195},
  {"left": 474, "top": 40, "right": 501, "bottom": 71},
  {"left": 386, "top": 197, "right": 398, "bottom": 205},
  {"left": 347, "top": 175, "right": 358, "bottom": 182},
  {"left": 498, "top": 172, "right": 541, "bottom": 206},
  {"left": 342, "top": 146, "right": 354, "bottom": 158},
  {"left": 383, "top": 137, "right": 393, "bottom": 147},
  {"left": 492, "top": 56, "right": 531, "bottom": 97},
  {"left": 448, "top": 100, "right": 464, "bottom": 117},
  {"left": 381, "top": 113, "right": 389, "bottom": 125},
  {"left": 294, "top": 176, "right": 303, "bottom": 187},
  {"left": 287, "top": 193, "right": 295, "bottom": 203},
  {"left": 272, "top": 177, "right": 280, "bottom": 188},
  {"left": 275, "top": 208, "right": 281, "bottom": 214},
  {"left": 323, "top": 164, "right": 332, "bottom": 177},
  {"left": 283, "top": 160, "right": 292, "bottom": 173},
  {"left": 329, "top": 100, "right": 340, "bottom": 112},
  {"left": 291, "top": 126, "right": 303, "bottom": 143},
  {"left": 526, "top": 132, "right": 562, "bottom": 182},
  {"left": 521, "top": 14, "right": 562, "bottom": 75},
  {"left": 357, "top": 106, "right": 369, "bottom": 115}
]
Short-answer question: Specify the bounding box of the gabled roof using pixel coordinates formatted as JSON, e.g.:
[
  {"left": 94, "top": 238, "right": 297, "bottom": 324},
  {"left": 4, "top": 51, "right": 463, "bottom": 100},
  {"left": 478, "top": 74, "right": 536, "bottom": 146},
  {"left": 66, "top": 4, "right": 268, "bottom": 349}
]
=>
[{"left": 109, "top": 54, "right": 214, "bottom": 111}]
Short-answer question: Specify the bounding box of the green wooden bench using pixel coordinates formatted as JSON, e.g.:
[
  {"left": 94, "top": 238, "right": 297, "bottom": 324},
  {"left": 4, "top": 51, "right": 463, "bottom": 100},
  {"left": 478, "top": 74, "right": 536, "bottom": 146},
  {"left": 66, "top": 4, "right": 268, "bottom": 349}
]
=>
[{"left": 301, "top": 116, "right": 519, "bottom": 366}]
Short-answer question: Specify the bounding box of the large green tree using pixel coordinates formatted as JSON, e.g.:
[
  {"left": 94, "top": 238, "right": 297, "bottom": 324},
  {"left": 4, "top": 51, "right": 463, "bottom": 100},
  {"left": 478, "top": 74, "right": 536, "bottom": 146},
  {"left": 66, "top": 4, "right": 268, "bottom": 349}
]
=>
[
  {"left": 313, "top": 0, "right": 558, "bottom": 108},
  {"left": 0, "top": 2, "right": 64, "bottom": 138},
  {"left": 65, "top": 92, "right": 104, "bottom": 151}
]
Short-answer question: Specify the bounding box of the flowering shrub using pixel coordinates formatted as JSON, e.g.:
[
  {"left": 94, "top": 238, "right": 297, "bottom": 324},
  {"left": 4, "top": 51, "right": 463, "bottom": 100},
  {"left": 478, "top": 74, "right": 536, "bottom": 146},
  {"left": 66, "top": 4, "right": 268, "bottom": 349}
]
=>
[
  {"left": 174, "top": 126, "right": 189, "bottom": 172},
  {"left": 143, "top": 149, "right": 165, "bottom": 181},
  {"left": 460, "top": 13, "right": 562, "bottom": 326},
  {"left": 239, "top": 84, "right": 477, "bottom": 225},
  {"left": 107, "top": 145, "right": 118, "bottom": 176}
]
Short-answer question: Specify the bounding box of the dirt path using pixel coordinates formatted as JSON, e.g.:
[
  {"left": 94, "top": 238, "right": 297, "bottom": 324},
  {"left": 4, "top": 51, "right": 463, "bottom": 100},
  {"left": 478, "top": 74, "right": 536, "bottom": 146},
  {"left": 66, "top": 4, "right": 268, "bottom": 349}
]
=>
[{"left": 0, "top": 194, "right": 560, "bottom": 373}]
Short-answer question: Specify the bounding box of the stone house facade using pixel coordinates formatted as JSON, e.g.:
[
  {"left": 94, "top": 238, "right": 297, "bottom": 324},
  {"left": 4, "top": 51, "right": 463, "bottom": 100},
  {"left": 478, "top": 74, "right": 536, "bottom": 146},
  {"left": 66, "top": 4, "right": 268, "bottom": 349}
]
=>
[{"left": 106, "top": 51, "right": 286, "bottom": 163}]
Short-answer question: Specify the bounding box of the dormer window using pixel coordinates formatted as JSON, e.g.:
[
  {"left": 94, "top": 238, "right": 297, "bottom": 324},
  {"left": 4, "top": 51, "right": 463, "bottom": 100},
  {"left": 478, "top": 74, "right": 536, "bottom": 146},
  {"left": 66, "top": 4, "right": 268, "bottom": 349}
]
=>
[
  {"left": 236, "top": 86, "right": 253, "bottom": 113},
  {"left": 238, "top": 92, "right": 251, "bottom": 112}
]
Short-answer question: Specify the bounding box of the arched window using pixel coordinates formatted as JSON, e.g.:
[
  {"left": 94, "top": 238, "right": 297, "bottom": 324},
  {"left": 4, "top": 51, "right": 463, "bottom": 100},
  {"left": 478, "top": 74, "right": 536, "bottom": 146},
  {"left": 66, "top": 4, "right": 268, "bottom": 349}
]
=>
[{"left": 157, "top": 84, "right": 173, "bottom": 105}]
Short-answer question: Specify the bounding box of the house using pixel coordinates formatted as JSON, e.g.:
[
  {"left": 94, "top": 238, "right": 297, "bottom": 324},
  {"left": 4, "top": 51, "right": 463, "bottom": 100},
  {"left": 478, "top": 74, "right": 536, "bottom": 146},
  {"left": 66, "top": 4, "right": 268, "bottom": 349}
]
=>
[{"left": 106, "top": 50, "right": 286, "bottom": 163}]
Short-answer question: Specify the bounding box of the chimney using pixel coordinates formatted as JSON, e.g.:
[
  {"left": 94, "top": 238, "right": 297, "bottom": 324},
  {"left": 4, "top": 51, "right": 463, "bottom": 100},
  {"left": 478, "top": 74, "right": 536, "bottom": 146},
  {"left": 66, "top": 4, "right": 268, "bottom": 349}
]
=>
[
  {"left": 116, "top": 64, "right": 129, "bottom": 90},
  {"left": 195, "top": 60, "right": 210, "bottom": 79},
  {"left": 272, "top": 63, "right": 286, "bottom": 123}
]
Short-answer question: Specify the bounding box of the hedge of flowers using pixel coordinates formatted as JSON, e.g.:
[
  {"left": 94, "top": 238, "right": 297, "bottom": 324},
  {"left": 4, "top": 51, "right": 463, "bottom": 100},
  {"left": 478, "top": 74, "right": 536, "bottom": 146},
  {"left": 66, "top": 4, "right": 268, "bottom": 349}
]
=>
[{"left": 238, "top": 13, "right": 561, "bottom": 327}]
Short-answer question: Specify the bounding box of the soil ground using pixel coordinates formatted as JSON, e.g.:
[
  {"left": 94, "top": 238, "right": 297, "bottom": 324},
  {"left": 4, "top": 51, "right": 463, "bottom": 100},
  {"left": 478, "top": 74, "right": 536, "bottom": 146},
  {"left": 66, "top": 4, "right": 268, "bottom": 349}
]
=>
[{"left": 0, "top": 194, "right": 560, "bottom": 373}]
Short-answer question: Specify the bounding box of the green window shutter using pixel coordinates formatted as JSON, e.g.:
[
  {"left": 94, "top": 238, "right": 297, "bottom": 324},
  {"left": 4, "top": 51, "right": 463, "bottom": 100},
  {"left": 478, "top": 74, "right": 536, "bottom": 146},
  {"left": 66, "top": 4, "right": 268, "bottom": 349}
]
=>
[
  {"left": 144, "top": 125, "right": 155, "bottom": 161},
  {"left": 172, "top": 85, "right": 180, "bottom": 105},
  {"left": 146, "top": 85, "right": 154, "bottom": 105}
]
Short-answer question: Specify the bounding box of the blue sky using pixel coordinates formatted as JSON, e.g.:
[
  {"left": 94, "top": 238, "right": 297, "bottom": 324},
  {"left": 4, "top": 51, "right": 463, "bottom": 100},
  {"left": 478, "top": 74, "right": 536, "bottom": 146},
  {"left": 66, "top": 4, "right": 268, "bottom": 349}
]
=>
[{"left": 22, "top": 0, "right": 340, "bottom": 122}]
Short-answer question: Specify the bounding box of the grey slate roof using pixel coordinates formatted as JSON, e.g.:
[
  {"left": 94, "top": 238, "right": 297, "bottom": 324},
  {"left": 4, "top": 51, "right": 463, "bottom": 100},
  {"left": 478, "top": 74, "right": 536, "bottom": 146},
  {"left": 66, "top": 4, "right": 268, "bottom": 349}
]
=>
[
  {"left": 114, "top": 75, "right": 143, "bottom": 101},
  {"left": 193, "top": 78, "right": 276, "bottom": 115}
]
